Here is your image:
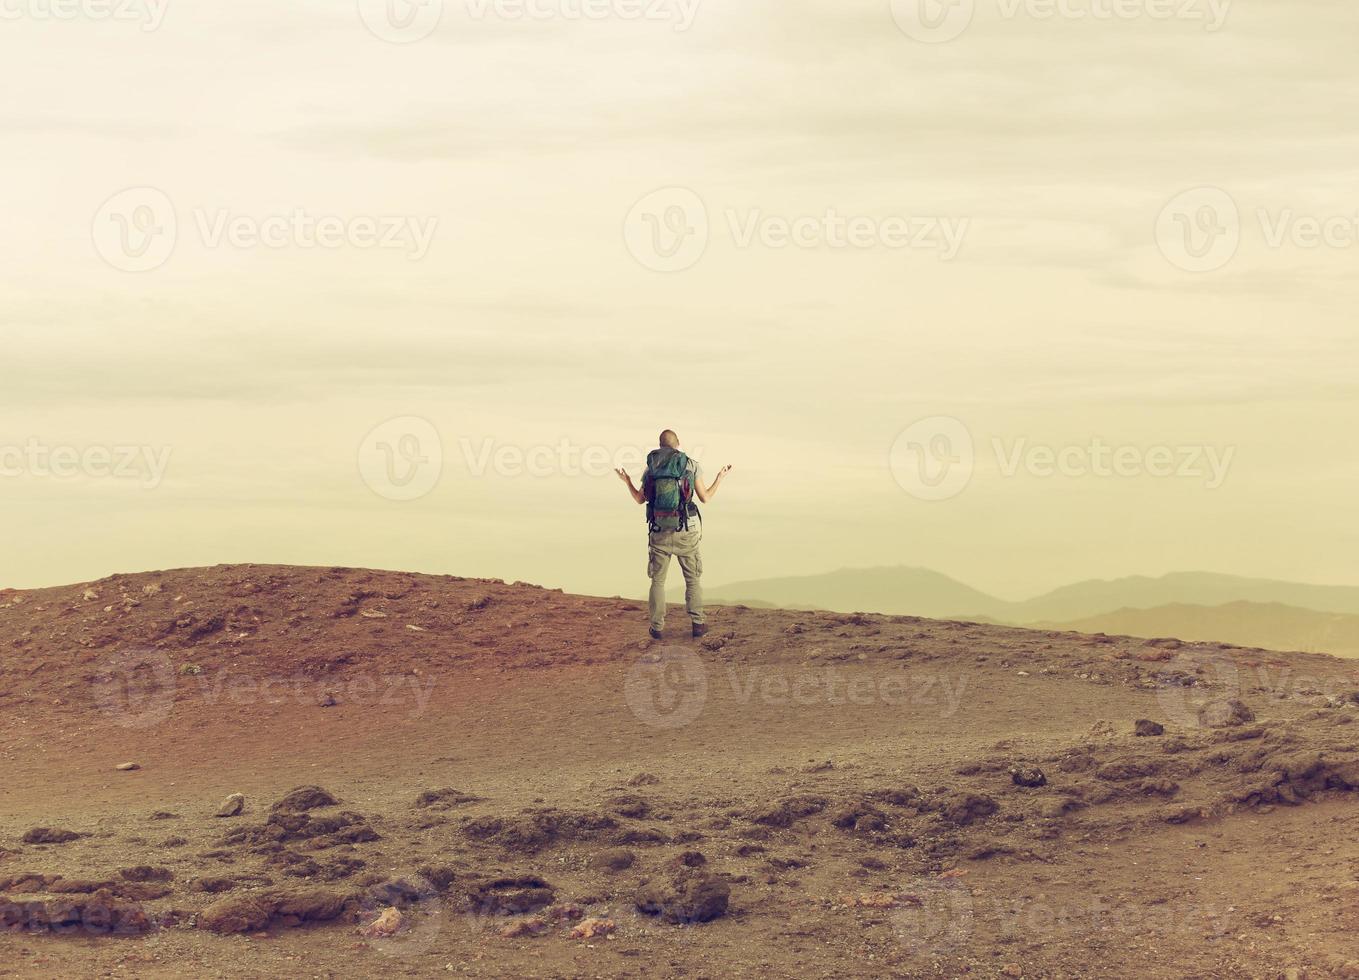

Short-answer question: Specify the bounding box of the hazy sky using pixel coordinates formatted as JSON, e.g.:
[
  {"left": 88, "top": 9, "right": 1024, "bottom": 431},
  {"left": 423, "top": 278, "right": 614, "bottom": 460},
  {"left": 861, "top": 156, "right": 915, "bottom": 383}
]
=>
[{"left": 2, "top": 0, "right": 1357, "bottom": 599}]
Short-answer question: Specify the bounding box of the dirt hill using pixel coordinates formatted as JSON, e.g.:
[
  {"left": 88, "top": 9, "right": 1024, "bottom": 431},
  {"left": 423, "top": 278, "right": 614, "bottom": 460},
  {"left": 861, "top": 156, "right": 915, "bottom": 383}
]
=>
[
  {"left": 3, "top": 565, "right": 1359, "bottom": 978},
  {"left": 1040, "top": 601, "right": 1359, "bottom": 660}
]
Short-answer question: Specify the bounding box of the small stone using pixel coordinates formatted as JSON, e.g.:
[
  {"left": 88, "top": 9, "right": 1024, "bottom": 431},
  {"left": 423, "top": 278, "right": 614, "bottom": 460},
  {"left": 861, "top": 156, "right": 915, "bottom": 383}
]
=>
[
  {"left": 1134, "top": 719, "right": 1165, "bottom": 737},
  {"left": 358, "top": 907, "right": 403, "bottom": 939},
  {"left": 499, "top": 916, "right": 548, "bottom": 939},
  {"left": 1199, "top": 699, "right": 1255, "bottom": 728},
  {"left": 318, "top": 693, "right": 338, "bottom": 708},
  {"left": 571, "top": 917, "right": 616, "bottom": 940},
  {"left": 1010, "top": 766, "right": 1046, "bottom": 788},
  {"left": 116, "top": 762, "right": 141, "bottom": 772},
  {"left": 215, "top": 793, "right": 246, "bottom": 818},
  {"left": 82, "top": 588, "right": 99, "bottom": 601},
  {"left": 591, "top": 848, "right": 636, "bottom": 872}
]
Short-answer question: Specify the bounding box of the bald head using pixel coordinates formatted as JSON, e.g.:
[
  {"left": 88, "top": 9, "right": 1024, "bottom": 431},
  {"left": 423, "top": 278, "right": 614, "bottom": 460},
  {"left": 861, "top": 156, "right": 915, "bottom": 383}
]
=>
[{"left": 659, "top": 429, "right": 680, "bottom": 449}]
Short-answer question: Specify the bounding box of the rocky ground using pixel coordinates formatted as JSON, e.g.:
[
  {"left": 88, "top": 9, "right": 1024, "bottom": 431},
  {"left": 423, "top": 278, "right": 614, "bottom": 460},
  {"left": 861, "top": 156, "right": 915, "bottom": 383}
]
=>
[{"left": 3, "top": 565, "right": 1359, "bottom": 978}]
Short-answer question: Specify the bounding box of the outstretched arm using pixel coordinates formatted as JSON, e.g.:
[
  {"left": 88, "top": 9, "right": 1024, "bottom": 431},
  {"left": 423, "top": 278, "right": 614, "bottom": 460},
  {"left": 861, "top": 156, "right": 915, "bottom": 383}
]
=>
[
  {"left": 616, "top": 468, "right": 646, "bottom": 505},
  {"left": 694, "top": 465, "right": 733, "bottom": 504}
]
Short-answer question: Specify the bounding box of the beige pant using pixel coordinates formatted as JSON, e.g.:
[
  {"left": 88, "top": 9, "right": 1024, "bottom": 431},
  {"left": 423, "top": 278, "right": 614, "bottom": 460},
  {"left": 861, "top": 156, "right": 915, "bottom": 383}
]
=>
[{"left": 647, "top": 523, "right": 703, "bottom": 630}]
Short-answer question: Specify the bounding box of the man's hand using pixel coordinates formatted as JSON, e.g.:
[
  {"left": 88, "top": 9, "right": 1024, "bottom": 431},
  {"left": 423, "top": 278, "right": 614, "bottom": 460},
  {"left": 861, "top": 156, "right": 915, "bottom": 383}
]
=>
[
  {"left": 696, "top": 464, "right": 733, "bottom": 503},
  {"left": 618, "top": 468, "right": 646, "bottom": 505}
]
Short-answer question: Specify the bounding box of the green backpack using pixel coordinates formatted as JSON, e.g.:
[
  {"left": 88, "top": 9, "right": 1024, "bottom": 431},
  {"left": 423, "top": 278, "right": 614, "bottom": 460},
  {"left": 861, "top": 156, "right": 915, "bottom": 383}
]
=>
[{"left": 643, "top": 449, "right": 696, "bottom": 532}]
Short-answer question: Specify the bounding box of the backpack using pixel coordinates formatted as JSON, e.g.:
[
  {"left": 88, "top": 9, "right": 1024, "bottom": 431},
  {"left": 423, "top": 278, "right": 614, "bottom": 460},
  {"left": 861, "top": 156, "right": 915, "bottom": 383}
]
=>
[{"left": 643, "top": 448, "right": 695, "bottom": 532}]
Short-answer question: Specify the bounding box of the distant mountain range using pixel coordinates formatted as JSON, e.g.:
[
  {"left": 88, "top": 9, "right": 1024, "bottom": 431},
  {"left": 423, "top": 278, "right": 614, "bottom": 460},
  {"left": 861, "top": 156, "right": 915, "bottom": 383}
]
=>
[
  {"left": 1034, "top": 601, "right": 1359, "bottom": 659},
  {"left": 691, "top": 567, "right": 1359, "bottom": 658}
]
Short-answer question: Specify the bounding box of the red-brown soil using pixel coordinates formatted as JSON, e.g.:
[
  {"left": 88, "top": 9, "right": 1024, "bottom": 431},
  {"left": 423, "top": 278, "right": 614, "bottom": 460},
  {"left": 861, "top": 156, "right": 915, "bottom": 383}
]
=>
[{"left": 3, "top": 565, "right": 1359, "bottom": 978}]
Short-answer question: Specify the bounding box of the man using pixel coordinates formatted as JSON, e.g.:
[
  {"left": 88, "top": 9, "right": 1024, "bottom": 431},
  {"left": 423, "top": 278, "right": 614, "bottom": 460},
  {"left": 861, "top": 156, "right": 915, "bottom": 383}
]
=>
[{"left": 616, "top": 430, "right": 733, "bottom": 640}]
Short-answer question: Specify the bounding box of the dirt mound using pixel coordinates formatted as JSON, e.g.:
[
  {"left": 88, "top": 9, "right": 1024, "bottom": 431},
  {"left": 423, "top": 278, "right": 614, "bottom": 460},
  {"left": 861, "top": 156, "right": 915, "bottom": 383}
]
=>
[{"left": 5, "top": 565, "right": 1359, "bottom": 977}]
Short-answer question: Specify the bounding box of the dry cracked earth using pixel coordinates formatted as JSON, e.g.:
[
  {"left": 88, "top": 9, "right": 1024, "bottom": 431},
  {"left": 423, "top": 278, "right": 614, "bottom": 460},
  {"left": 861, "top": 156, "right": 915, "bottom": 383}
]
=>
[{"left": 3, "top": 565, "right": 1359, "bottom": 978}]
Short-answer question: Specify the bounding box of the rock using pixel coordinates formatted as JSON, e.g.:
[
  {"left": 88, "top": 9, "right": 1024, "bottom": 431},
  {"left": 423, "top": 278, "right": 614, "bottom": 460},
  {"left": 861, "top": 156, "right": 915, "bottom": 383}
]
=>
[
  {"left": 0, "top": 890, "right": 151, "bottom": 934},
  {"left": 1134, "top": 719, "right": 1165, "bottom": 737},
  {"left": 317, "top": 693, "right": 338, "bottom": 708},
  {"left": 571, "top": 917, "right": 616, "bottom": 939},
  {"left": 271, "top": 786, "right": 338, "bottom": 812},
  {"left": 197, "top": 887, "right": 351, "bottom": 934},
  {"left": 82, "top": 588, "right": 99, "bottom": 601},
  {"left": 499, "top": 916, "right": 548, "bottom": 938},
  {"left": 591, "top": 848, "right": 637, "bottom": 872},
  {"left": 469, "top": 876, "right": 555, "bottom": 915},
  {"left": 197, "top": 894, "right": 275, "bottom": 934},
  {"left": 215, "top": 793, "right": 246, "bottom": 818},
  {"left": 628, "top": 772, "right": 660, "bottom": 786},
  {"left": 1, "top": 873, "right": 56, "bottom": 893},
  {"left": 937, "top": 793, "right": 999, "bottom": 826},
  {"left": 635, "top": 869, "right": 730, "bottom": 924},
  {"left": 414, "top": 788, "right": 480, "bottom": 809},
  {"left": 668, "top": 850, "right": 707, "bottom": 869},
  {"left": 1200, "top": 699, "right": 1255, "bottom": 728},
  {"left": 115, "top": 762, "right": 141, "bottom": 772},
  {"left": 1010, "top": 766, "right": 1047, "bottom": 788},
  {"left": 358, "top": 907, "right": 404, "bottom": 938},
  {"left": 120, "top": 866, "right": 173, "bottom": 883},
  {"left": 22, "top": 827, "right": 83, "bottom": 845}
]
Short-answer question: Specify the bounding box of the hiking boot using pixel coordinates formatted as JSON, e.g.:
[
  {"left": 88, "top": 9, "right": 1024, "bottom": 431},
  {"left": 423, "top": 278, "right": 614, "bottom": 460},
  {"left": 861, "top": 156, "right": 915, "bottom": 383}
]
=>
[
  {"left": 692, "top": 623, "right": 708, "bottom": 639},
  {"left": 649, "top": 627, "right": 663, "bottom": 640}
]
